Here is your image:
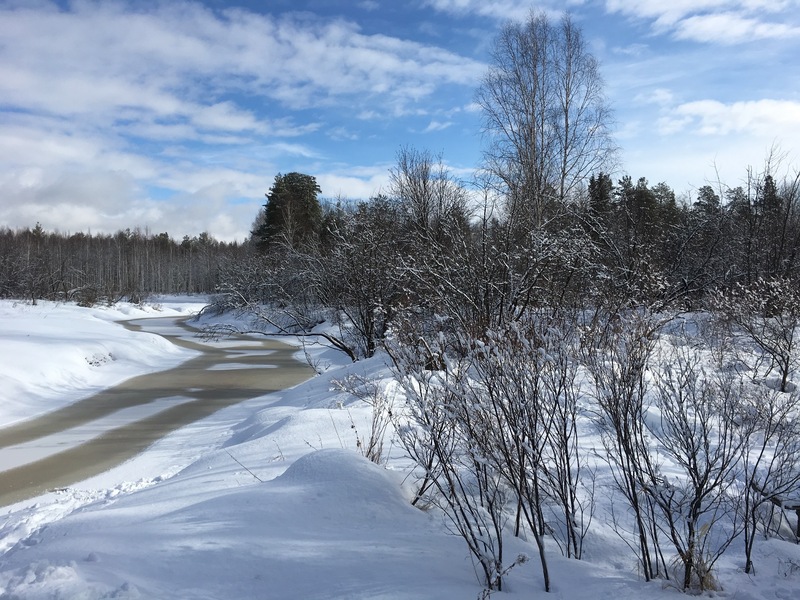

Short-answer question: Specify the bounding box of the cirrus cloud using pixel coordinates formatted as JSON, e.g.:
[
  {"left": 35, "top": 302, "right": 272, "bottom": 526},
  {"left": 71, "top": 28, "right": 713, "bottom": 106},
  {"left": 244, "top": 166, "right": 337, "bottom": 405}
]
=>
[
  {"left": 604, "top": 0, "right": 800, "bottom": 44},
  {"left": 423, "top": 0, "right": 587, "bottom": 21}
]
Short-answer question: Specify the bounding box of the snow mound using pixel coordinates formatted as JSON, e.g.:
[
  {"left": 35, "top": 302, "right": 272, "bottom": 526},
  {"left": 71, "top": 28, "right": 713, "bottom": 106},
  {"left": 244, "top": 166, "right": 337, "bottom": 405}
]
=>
[
  {"left": 0, "top": 449, "right": 478, "bottom": 599},
  {"left": 275, "top": 448, "right": 413, "bottom": 510},
  {"left": 0, "top": 561, "right": 141, "bottom": 600}
]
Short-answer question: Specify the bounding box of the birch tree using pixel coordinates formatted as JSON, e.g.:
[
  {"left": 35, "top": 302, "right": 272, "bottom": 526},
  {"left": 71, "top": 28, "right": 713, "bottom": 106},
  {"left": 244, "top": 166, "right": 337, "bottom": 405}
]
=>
[{"left": 477, "top": 11, "right": 615, "bottom": 234}]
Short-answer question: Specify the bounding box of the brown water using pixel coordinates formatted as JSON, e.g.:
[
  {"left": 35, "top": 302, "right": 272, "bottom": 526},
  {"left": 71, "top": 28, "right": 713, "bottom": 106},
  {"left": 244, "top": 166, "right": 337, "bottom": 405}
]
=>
[{"left": 0, "top": 317, "right": 314, "bottom": 507}]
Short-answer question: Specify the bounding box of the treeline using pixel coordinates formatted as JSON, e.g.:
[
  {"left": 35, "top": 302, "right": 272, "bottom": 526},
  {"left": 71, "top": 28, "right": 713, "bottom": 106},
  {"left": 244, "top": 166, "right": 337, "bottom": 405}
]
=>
[
  {"left": 0, "top": 225, "right": 247, "bottom": 304},
  {"left": 585, "top": 162, "right": 800, "bottom": 302},
  {"left": 210, "top": 146, "right": 800, "bottom": 361}
]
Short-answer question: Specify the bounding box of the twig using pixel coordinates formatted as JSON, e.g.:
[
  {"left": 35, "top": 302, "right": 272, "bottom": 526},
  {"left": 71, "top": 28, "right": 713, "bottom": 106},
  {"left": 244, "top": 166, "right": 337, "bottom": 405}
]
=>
[{"left": 225, "top": 449, "right": 264, "bottom": 483}]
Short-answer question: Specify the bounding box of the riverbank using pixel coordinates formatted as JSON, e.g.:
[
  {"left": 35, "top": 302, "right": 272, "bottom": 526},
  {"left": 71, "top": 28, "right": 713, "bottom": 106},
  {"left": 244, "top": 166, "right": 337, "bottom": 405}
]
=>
[
  {"left": 0, "top": 297, "right": 207, "bottom": 429},
  {"left": 0, "top": 312, "right": 312, "bottom": 507}
]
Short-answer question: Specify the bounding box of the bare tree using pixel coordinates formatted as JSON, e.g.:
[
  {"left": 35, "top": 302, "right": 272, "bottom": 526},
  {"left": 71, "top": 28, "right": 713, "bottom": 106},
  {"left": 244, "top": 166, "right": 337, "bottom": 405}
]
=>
[
  {"left": 386, "top": 330, "right": 511, "bottom": 592},
  {"left": 538, "top": 313, "right": 594, "bottom": 559},
  {"left": 585, "top": 309, "right": 667, "bottom": 582},
  {"left": 738, "top": 387, "right": 800, "bottom": 574},
  {"left": 390, "top": 146, "right": 470, "bottom": 248},
  {"left": 647, "top": 345, "right": 745, "bottom": 591},
  {"left": 467, "top": 313, "right": 594, "bottom": 569},
  {"left": 477, "top": 11, "right": 616, "bottom": 233},
  {"left": 316, "top": 197, "right": 406, "bottom": 359},
  {"left": 389, "top": 147, "right": 485, "bottom": 332},
  {"left": 388, "top": 311, "right": 598, "bottom": 592},
  {"left": 713, "top": 278, "right": 800, "bottom": 392},
  {"left": 457, "top": 323, "right": 553, "bottom": 591}
]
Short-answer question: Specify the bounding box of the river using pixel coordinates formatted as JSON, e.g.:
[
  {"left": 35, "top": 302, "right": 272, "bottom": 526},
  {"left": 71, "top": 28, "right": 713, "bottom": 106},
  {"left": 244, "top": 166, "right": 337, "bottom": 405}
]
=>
[{"left": 0, "top": 316, "right": 314, "bottom": 507}]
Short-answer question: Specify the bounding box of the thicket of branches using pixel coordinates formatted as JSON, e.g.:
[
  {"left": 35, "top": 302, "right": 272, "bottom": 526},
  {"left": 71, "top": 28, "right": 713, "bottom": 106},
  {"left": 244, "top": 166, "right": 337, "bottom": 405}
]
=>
[
  {"left": 205, "top": 139, "right": 800, "bottom": 593},
  {"left": 210, "top": 141, "right": 800, "bottom": 354}
]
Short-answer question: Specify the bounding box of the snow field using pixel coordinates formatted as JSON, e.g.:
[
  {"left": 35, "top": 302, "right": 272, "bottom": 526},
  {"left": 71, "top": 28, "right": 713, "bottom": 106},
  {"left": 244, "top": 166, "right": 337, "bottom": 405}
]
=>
[{"left": 0, "top": 300, "right": 799, "bottom": 598}]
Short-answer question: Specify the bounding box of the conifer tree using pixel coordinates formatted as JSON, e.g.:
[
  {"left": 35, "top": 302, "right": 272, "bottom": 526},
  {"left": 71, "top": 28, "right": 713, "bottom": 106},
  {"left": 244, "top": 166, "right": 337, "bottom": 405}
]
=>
[{"left": 253, "top": 172, "right": 322, "bottom": 252}]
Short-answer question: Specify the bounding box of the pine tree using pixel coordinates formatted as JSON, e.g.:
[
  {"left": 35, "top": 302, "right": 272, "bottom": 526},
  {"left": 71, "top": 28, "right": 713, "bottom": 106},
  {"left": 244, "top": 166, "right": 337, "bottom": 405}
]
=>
[{"left": 253, "top": 172, "right": 322, "bottom": 252}]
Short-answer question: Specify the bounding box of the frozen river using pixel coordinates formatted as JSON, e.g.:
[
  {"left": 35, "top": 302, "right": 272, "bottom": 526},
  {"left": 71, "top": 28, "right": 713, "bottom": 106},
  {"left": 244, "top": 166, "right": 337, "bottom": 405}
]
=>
[{"left": 0, "top": 316, "right": 313, "bottom": 506}]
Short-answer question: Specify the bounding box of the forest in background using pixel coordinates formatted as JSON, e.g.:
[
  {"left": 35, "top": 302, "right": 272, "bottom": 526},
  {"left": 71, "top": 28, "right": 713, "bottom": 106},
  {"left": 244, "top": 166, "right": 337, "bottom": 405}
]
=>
[
  {"left": 0, "top": 225, "right": 247, "bottom": 304},
  {"left": 2, "top": 150, "right": 798, "bottom": 315}
]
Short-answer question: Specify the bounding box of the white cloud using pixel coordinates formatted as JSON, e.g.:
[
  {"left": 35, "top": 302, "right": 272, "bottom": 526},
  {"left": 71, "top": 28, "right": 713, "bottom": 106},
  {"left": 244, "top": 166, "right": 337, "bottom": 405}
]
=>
[
  {"left": 619, "top": 97, "right": 800, "bottom": 195},
  {"left": 191, "top": 103, "right": 265, "bottom": 134},
  {"left": 0, "top": 2, "right": 484, "bottom": 127},
  {"left": 605, "top": 0, "right": 728, "bottom": 28},
  {"left": 423, "top": 120, "right": 454, "bottom": 133},
  {"left": 675, "top": 12, "right": 800, "bottom": 44},
  {"left": 261, "top": 143, "right": 323, "bottom": 159},
  {"left": 634, "top": 88, "right": 675, "bottom": 107},
  {"left": 423, "top": 0, "right": 586, "bottom": 21},
  {"left": 0, "top": 1, "right": 486, "bottom": 240},
  {"left": 661, "top": 99, "right": 800, "bottom": 136},
  {"left": 604, "top": 0, "right": 800, "bottom": 43},
  {"left": 315, "top": 166, "right": 393, "bottom": 201},
  {"left": 0, "top": 163, "right": 269, "bottom": 242},
  {"left": 611, "top": 43, "right": 650, "bottom": 57},
  {"left": 423, "top": 0, "right": 532, "bottom": 21},
  {"left": 328, "top": 127, "right": 360, "bottom": 141}
]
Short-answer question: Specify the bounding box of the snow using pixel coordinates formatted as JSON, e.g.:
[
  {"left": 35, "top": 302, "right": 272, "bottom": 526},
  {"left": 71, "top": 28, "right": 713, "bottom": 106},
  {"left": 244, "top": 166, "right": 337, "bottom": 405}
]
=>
[
  {"left": 0, "top": 297, "right": 201, "bottom": 427},
  {"left": 0, "top": 298, "right": 799, "bottom": 598}
]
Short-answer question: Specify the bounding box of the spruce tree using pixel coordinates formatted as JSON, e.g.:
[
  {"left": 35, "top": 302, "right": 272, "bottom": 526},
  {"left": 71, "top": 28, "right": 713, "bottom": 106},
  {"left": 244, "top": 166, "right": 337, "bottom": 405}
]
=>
[{"left": 253, "top": 172, "right": 322, "bottom": 252}]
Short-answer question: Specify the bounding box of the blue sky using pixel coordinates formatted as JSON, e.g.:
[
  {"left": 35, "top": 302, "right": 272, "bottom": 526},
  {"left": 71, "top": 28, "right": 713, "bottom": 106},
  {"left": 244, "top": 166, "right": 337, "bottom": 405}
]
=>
[{"left": 1, "top": 0, "right": 799, "bottom": 241}]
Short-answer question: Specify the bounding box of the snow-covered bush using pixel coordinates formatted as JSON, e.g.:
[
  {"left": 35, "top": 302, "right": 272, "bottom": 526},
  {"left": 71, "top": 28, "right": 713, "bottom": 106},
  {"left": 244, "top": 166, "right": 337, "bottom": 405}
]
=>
[
  {"left": 712, "top": 278, "right": 800, "bottom": 392},
  {"left": 387, "top": 328, "right": 510, "bottom": 592},
  {"left": 584, "top": 309, "right": 667, "bottom": 583},
  {"left": 387, "top": 310, "right": 598, "bottom": 592}
]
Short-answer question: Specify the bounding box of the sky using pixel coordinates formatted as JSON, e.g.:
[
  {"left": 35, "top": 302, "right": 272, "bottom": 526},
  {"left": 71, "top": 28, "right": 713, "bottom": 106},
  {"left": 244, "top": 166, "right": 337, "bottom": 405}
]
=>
[{"left": 1, "top": 0, "right": 799, "bottom": 242}]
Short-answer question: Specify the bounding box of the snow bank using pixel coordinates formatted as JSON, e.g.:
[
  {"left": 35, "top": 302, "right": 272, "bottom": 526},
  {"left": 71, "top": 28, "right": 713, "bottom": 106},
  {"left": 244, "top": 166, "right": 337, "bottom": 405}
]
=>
[
  {"left": 0, "top": 450, "right": 481, "bottom": 599},
  {"left": 0, "top": 298, "right": 205, "bottom": 427}
]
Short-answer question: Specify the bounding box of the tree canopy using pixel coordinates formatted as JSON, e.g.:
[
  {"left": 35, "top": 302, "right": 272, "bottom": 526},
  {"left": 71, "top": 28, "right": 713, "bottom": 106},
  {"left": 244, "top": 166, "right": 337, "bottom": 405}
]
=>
[
  {"left": 252, "top": 172, "right": 322, "bottom": 251},
  {"left": 477, "top": 11, "right": 616, "bottom": 233}
]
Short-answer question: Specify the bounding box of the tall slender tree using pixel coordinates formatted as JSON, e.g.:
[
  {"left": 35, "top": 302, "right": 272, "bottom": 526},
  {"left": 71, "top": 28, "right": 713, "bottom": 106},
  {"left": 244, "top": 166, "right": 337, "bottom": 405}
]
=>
[{"left": 477, "top": 11, "right": 616, "bottom": 234}]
